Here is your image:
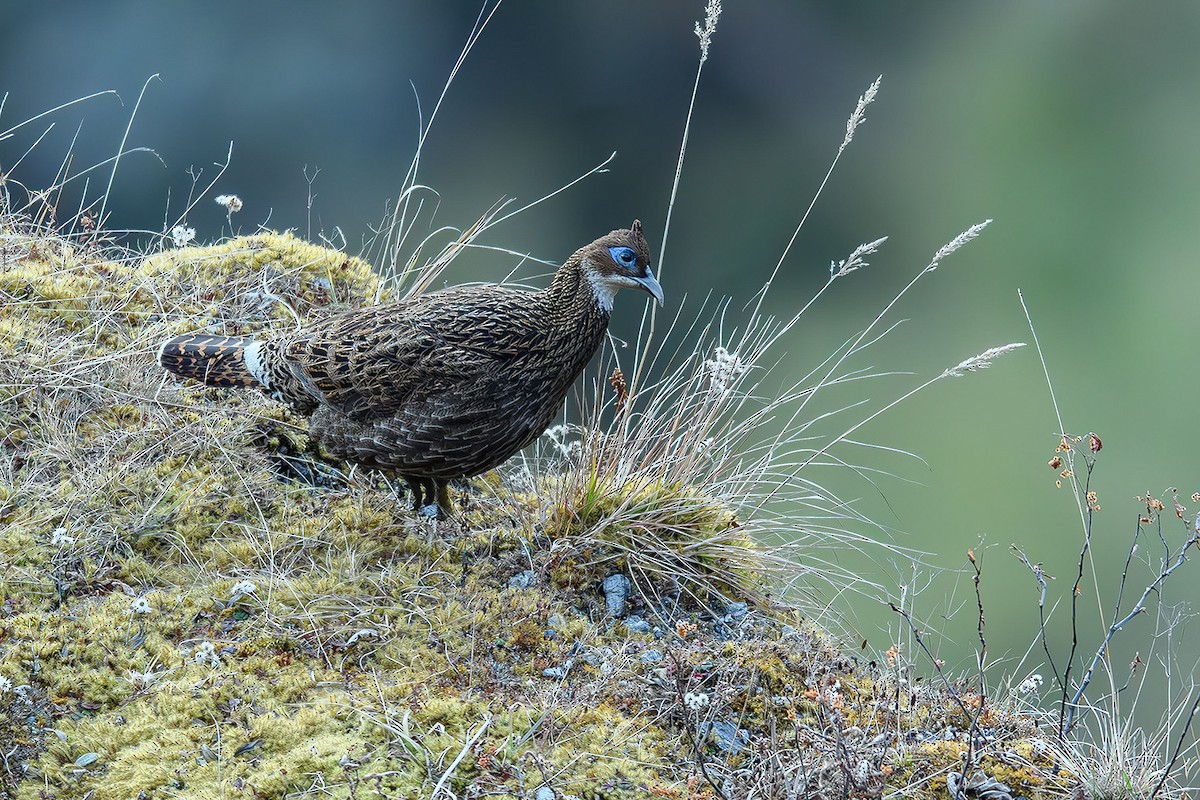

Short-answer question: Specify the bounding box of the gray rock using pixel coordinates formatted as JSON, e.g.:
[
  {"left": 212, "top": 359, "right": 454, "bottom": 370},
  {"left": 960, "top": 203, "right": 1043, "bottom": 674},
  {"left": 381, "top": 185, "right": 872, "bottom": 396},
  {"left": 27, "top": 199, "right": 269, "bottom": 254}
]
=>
[
  {"left": 947, "top": 770, "right": 1015, "bottom": 800},
  {"left": 602, "top": 573, "right": 631, "bottom": 617},
  {"left": 701, "top": 720, "right": 750, "bottom": 754},
  {"left": 507, "top": 569, "right": 536, "bottom": 589}
]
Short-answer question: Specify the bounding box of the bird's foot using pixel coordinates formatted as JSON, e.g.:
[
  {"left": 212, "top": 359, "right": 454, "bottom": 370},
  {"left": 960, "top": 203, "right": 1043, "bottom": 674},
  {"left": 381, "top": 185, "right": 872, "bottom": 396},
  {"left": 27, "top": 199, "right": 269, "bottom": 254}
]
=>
[{"left": 405, "top": 477, "right": 456, "bottom": 519}]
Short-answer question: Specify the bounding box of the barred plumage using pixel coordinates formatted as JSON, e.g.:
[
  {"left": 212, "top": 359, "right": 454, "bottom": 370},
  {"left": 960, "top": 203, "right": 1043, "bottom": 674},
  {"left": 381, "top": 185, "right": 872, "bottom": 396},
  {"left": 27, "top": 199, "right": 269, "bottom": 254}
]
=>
[
  {"left": 156, "top": 333, "right": 260, "bottom": 389},
  {"left": 158, "top": 221, "right": 662, "bottom": 514}
]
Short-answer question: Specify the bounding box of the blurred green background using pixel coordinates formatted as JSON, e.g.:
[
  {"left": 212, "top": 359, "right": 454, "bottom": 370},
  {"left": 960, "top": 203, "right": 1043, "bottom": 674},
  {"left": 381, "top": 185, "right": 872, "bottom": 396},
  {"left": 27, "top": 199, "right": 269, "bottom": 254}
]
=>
[{"left": 4, "top": 1, "right": 1198, "bottom": 733}]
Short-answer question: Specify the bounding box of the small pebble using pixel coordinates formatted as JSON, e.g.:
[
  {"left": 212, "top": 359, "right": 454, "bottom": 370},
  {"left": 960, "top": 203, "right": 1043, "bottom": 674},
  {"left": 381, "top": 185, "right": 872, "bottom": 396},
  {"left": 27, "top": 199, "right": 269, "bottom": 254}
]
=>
[
  {"left": 703, "top": 720, "right": 750, "bottom": 754},
  {"left": 507, "top": 570, "right": 536, "bottom": 589},
  {"left": 602, "top": 573, "right": 631, "bottom": 617}
]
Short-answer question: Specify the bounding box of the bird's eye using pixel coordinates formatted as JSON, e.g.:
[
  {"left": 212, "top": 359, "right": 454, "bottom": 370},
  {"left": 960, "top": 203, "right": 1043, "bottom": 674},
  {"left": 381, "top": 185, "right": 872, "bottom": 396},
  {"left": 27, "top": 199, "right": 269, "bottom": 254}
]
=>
[{"left": 608, "top": 246, "right": 637, "bottom": 268}]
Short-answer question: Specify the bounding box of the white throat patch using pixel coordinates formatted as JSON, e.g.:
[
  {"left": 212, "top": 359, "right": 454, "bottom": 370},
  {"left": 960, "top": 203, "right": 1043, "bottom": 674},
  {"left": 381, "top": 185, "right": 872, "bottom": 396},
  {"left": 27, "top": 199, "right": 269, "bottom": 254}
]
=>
[{"left": 586, "top": 271, "right": 620, "bottom": 312}]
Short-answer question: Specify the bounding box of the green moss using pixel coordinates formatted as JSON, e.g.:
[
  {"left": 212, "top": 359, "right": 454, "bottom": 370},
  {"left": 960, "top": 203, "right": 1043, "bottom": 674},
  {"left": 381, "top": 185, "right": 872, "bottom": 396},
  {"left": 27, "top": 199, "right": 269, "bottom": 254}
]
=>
[{"left": 142, "top": 231, "right": 384, "bottom": 328}]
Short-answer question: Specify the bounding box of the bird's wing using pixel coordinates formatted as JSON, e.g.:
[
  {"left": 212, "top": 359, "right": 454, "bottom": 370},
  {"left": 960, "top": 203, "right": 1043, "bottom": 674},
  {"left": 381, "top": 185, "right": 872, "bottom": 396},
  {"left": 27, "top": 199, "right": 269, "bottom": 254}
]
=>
[{"left": 279, "top": 288, "right": 543, "bottom": 420}]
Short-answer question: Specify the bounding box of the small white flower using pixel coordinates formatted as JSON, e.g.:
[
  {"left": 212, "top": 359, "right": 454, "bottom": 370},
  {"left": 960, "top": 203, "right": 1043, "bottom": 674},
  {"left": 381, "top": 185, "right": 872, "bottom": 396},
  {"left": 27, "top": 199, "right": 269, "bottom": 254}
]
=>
[
  {"left": 1017, "top": 673, "right": 1044, "bottom": 695},
  {"left": 215, "top": 194, "right": 243, "bottom": 214},
  {"left": 127, "top": 669, "right": 161, "bottom": 688},
  {"left": 50, "top": 527, "right": 75, "bottom": 546},
  {"left": 170, "top": 225, "right": 196, "bottom": 247},
  {"left": 683, "top": 691, "right": 710, "bottom": 710},
  {"left": 543, "top": 424, "right": 581, "bottom": 459},
  {"left": 703, "top": 346, "right": 747, "bottom": 395},
  {"left": 0, "top": 676, "right": 12, "bottom": 694},
  {"left": 131, "top": 597, "right": 153, "bottom": 615},
  {"left": 193, "top": 641, "right": 220, "bottom": 668},
  {"left": 229, "top": 580, "right": 258, "bottom": 600}
]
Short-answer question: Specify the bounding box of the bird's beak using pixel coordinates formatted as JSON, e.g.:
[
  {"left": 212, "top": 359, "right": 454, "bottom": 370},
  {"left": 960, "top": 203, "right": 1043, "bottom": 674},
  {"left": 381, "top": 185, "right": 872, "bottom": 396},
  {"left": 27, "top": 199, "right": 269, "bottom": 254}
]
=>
[{"left": 636, "top": 269, "right": 664, "bottom": 306}]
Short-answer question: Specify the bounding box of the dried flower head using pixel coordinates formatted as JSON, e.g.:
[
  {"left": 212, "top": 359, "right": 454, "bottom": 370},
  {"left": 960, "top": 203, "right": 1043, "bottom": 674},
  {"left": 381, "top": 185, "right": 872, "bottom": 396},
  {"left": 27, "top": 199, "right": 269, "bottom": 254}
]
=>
[
  {"left": 928, "top": 220, "right": 992, "bottom": 273},
  {"left": 215, "top": 194, "right": 243, "bottom": 214},
  {"left": 831, "top": 236, "right": 887, "bottom": 278},
  {"left": 170, "top": 224, "right": 195, "bottom": 247},
  {"left": 543, "top": 424, "right": 581, "bottom": 460},
  {"left": 942, "top": 343, "right": 1026, "bottom": 378},
  {"left": 609, "top": 367, "right": 629, "bottom": 413},
  {"left": 50, "top": 526, "right": 75, "bottom": 547},
  {"left": 704, "top": 346, "right": 747, "bottom": 395},
  {"left": 230, "top": 580, "right": 258, "bottom": 600},
  {"left": 127, "top": 669, "right": 161, "bottom": 689},
  {"left": 1017, "top": 674, "right": 1044, "bottom": 696},
  {"left": 193, "top": 641, "right": 221, "bottom": 668},
  {"left": 841, "top": 75, "right": 882, "bottom": 153},
  {"left": 885, "top": 644, "right": 900, "bottom": 667},
  {"left": 694, "top": 0, "right": 722, "bottom": 62}
]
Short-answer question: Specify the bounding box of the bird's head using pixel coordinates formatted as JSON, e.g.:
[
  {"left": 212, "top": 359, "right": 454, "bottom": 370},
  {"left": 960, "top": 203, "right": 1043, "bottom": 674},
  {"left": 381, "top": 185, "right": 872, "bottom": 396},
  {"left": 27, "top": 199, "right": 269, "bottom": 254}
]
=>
[{"left": 577, "top": 219, "right": 663, "bottom": 312}]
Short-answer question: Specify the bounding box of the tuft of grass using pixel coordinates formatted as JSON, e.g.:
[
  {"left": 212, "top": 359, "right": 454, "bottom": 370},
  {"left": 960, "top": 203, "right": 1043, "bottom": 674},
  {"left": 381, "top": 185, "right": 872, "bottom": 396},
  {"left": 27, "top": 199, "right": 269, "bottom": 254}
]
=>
[
  {"left": 1040, "top": 708, "right": 1181, "bottom": 800},
  {"left": 544, "top": 462, "right": 761, "bottom": 606}
]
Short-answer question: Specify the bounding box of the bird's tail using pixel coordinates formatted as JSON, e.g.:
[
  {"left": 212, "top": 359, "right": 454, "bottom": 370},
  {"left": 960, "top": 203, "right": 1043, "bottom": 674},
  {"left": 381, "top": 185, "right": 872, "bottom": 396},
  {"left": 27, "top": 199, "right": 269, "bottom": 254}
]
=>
[{"left": 158, "top": 333, "right": 263, "bottom": 389}]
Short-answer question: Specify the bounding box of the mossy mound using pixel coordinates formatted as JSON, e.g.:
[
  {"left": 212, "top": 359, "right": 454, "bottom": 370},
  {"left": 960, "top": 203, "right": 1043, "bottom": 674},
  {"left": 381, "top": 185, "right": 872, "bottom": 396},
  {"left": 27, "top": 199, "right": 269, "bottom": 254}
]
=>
[{"left": 0, "top": 215, "right": 1073, "bottom": 799}]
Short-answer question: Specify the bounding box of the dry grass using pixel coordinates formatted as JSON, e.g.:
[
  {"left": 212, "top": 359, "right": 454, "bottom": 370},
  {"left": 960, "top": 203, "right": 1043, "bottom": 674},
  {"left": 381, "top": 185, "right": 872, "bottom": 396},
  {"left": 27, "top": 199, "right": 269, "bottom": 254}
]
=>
[{"left": 0, "top": 144, "right": 1062, "bottom": 800}]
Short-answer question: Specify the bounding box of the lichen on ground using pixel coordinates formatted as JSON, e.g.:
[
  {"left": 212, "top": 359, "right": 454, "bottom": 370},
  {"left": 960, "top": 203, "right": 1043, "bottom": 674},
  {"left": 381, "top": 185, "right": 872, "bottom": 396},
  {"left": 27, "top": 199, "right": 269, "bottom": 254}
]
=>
[{"left": 0, "top": 215, "right": 1074, "bottom": 799}]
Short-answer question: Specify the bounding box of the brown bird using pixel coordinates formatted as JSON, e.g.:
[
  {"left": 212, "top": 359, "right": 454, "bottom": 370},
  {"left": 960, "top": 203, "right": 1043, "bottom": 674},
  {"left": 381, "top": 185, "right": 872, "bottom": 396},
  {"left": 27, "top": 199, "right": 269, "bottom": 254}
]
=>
[{"left": 158, "top": 221, "right": 662, "bottom": 514}]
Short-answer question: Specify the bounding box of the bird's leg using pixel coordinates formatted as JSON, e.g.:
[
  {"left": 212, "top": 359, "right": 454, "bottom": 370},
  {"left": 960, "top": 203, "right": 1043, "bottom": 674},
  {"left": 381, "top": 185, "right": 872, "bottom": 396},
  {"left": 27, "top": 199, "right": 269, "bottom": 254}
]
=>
[
  {"left": 406, "top": 477, "right": 433, "bottom": 511},
  {"left": 434, "top": 480, "right": 455, "bottom": 517}
]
